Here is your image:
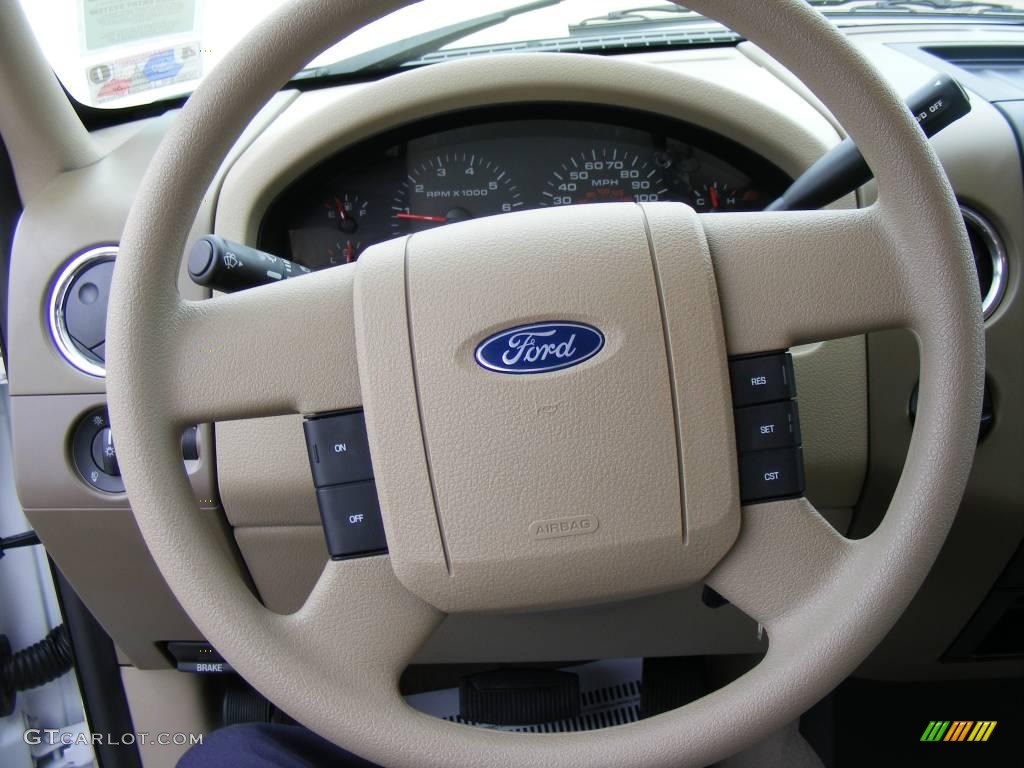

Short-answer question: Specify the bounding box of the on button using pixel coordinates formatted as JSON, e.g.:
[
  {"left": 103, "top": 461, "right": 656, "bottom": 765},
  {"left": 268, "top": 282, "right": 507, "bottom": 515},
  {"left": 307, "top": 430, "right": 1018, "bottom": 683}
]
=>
[{"left": 303, "top": 412, "right": 374, "bottom": 487}]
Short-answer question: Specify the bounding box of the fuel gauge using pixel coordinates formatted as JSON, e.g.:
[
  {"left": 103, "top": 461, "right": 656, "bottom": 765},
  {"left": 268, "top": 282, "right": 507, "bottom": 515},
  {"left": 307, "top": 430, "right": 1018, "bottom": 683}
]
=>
[{"left": 322, "top": 194, "right": 369, "bottom": 263}]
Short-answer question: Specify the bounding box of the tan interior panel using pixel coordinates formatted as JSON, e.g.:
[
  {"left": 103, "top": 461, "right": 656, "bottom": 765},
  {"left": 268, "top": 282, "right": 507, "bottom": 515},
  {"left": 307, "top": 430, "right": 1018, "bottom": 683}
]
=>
[
  {"left": 791, "top": 338, "right": 867, "bottom": 510},
  {"left": 217, "top": 415, "right": 320, "bottom": 527},
  {"left": 235, "top": 525, "right": 327, "bottom": 614},
  {"left": 29, "top": 505, "right": 204, "bottom": 668},
  {"left": 121, "top": 668, "right": 213, "bottom": 768}
]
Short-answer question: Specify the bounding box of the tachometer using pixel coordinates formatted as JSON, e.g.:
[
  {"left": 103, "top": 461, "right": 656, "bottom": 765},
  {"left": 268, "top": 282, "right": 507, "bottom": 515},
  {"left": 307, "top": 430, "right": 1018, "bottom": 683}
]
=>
[
  {"left": 541, "top": 148, "right": 668, "bottom": 206},
  {"left": 391, "top": 153, "right": 522, "bottom": 235}
]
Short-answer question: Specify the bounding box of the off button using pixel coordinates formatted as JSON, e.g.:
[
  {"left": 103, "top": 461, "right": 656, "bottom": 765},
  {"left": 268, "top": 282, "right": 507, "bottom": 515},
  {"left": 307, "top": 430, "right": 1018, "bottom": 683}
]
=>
[{"left": 315, "top": 481, "right": 387, "bottom": 559}]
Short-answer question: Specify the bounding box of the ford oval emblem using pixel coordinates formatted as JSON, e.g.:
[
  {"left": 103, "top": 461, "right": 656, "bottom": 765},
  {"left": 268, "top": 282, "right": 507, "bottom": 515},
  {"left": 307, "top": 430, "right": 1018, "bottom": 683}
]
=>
[{"left": 475, "top": 322, "right": 605, "bottom": 374}]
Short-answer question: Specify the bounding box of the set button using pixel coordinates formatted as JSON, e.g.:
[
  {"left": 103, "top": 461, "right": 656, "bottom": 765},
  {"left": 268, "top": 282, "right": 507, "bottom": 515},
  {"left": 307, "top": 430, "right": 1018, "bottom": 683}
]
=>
[{"left": 734, "top": 400, "right": 801, "bottom": 453}]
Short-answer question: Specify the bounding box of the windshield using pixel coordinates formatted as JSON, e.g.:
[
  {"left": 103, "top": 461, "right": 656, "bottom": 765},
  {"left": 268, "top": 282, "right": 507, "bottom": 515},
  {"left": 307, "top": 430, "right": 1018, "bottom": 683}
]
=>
[{"left": 19, "top": 0, "right": 1024, "bottom": 110}]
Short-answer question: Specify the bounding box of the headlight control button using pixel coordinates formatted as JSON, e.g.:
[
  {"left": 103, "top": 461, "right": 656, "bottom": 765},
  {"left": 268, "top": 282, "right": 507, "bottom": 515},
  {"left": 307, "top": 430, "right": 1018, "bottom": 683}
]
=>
[{"left": 90, "top": 427, "right": 120, "bottom": 476}]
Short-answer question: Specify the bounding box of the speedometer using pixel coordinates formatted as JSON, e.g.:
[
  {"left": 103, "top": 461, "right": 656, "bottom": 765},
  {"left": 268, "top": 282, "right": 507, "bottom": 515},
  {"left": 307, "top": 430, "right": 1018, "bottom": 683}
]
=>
[
  {"left": 541, "top": 148, "right": 668, "bottom": 206},
  {"left": 390, "top": 152, "right": 522, "bottom": 235}
]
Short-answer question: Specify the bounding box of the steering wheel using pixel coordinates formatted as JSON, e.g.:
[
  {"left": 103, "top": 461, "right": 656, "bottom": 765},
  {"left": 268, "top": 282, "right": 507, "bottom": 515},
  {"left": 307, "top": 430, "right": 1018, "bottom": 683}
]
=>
[{"left": 106, "top": 0, "right": 984, "bottom": 765}]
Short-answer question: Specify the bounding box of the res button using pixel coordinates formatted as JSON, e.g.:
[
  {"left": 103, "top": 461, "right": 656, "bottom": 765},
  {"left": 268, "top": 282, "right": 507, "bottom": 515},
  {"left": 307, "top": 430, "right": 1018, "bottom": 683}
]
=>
[{"left": 729, "top": 353, "right": 796, "bottom": 407}]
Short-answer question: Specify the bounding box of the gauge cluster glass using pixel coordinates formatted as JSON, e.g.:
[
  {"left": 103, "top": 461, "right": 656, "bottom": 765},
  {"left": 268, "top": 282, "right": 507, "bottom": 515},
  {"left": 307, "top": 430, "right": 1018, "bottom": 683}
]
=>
[{"left": 259, "top": 106, "right": 791, "bottom": 270}]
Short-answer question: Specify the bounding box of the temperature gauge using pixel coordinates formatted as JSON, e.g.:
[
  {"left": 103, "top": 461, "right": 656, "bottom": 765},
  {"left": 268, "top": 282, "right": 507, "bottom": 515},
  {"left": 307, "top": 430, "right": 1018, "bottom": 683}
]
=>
[
  {"left": 688, "top": 182, "right": 762, "bottom": 213},
  {"left": 325, "top": 237, "right": 362, "bottom": 266}
]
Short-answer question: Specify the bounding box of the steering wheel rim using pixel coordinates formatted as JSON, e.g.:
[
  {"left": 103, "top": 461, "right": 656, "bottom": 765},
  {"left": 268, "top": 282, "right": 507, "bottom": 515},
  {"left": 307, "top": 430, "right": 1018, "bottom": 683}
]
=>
[{"left": 106, "top": 1, "right": 984, "bottom": 766}]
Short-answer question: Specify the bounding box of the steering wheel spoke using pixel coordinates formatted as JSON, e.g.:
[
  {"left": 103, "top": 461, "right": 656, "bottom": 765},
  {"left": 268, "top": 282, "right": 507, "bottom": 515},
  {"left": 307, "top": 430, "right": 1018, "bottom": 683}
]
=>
[
  {"left": 701, "top": 207, "right": 910, "bottom": 355},
  {"left": 274, "top": 558, "right": 442, "bottom": 693},
  {"left": 166, "top": 266, "right": 362, "bottom": 424},
  {"left": 706, "top": 498, "right": 854, "bottom": 631}
]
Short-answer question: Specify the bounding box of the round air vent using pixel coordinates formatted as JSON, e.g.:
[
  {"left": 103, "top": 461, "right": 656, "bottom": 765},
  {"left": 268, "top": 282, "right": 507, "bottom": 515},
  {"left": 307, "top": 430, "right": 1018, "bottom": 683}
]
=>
[
  {"left": 961, "top": 207, "right": 1007, "bottom": 319},
  {"left": 48, "top": 245, "right": 118, "bottom": 377}
]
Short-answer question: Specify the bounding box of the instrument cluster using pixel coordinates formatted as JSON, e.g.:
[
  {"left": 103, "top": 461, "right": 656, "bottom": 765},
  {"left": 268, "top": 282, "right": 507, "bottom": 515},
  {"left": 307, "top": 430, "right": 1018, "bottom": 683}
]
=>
[{"left": 259, "top": 106, "right": 792, "bottom": 270}]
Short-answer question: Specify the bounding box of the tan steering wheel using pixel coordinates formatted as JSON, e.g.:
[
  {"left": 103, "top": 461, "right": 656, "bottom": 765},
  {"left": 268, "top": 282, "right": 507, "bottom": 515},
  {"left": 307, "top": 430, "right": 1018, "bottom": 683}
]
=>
[{"left": 106, "top": 0, "right": 984, "bottom": 765}]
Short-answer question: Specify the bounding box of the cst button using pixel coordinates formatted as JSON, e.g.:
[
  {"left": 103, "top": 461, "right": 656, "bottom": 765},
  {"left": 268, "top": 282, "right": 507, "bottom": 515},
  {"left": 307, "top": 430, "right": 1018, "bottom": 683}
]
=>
[
  {"left": 729, "top": 353, "right": 796, "bottom": 407},
  {"left": 739, "top": 447, "right": 805, "bottom": 503},
  {"left": 315, "top": 481, "right": 387, "bottom": 559},
  {"left": 735, "top": 401, "right": 801, "bottom": 453},
  {"left": 303, "top": 412, "right": 374, "bottom": 487}
]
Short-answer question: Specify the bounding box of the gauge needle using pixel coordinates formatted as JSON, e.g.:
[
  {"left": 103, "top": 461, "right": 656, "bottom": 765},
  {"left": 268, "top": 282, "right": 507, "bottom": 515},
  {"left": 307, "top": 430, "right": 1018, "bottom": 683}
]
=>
[
  {"left": 394, "top": 212, "right": 447, "bottom": 223},
  {"left": 709, "top": 186, "right": 720, "bottom": 210},
  {"left": 334, "top": 197, "right": 348, "bottom": 222},
  {"left": 344, "top": 242, "right": 355, "bottom": 263}
]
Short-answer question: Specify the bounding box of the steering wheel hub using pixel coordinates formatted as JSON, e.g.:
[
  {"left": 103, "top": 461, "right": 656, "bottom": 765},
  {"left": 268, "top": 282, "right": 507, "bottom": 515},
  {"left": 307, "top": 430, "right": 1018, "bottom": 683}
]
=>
[{"left": 357, "top": 202, "right": 739, "bottom": 612}]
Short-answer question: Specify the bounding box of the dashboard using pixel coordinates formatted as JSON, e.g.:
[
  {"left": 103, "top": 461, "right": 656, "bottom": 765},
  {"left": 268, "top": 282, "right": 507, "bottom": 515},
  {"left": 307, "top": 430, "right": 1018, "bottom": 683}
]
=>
[
  {"left": 11, "top": 34, "right": 1024, "bottom": 684},
  {"left": 258, "top": 106, "right": 792, "bottom": 269}
]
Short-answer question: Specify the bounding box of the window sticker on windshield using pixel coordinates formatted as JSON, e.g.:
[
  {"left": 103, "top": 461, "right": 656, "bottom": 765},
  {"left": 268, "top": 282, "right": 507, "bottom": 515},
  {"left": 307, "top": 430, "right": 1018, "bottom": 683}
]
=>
[
  {"left": 86, "top": 43, "right": 201, "bottom": 103},
  {"left": 82, "top": 0, "right": 197, "bottom": 52}
]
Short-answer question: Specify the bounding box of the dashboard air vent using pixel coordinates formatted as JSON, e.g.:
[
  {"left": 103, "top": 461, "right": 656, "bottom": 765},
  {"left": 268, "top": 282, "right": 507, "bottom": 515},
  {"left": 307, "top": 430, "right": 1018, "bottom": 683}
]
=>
[{"left": 960, "top": 207, "right": 1007, "bottom": 319}]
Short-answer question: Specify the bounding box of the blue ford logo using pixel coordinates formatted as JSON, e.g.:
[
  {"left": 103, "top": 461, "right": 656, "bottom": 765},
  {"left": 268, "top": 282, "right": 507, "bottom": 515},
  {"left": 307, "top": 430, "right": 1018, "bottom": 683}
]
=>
[{"left": 475, "top": 322, "right": 604, "bottom": 374}]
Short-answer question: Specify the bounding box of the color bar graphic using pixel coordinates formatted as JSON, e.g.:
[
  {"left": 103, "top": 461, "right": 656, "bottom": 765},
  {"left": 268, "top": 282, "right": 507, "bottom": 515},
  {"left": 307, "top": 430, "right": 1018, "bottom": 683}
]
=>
[{"left": 921, "top": 720, "right": 996, "bottom": 742}]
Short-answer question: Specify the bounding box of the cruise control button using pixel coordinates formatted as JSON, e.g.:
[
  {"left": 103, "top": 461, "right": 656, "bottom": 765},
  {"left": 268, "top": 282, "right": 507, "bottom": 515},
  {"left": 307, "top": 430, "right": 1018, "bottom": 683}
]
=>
[
  {"left": 734, "top": 401, "right": 801, "bottom": 453},
  {"left": 303, "top": 412, "right": 373, "bottom": 487},
  {"left": 739, "top": 447, "right": 805, "bottom": 503},
  {"left": 729, "top": 353, "right": 796, "bottom": 407},
  {"left": 316, "top": 481, "right": 387, "bottom": 559}
]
